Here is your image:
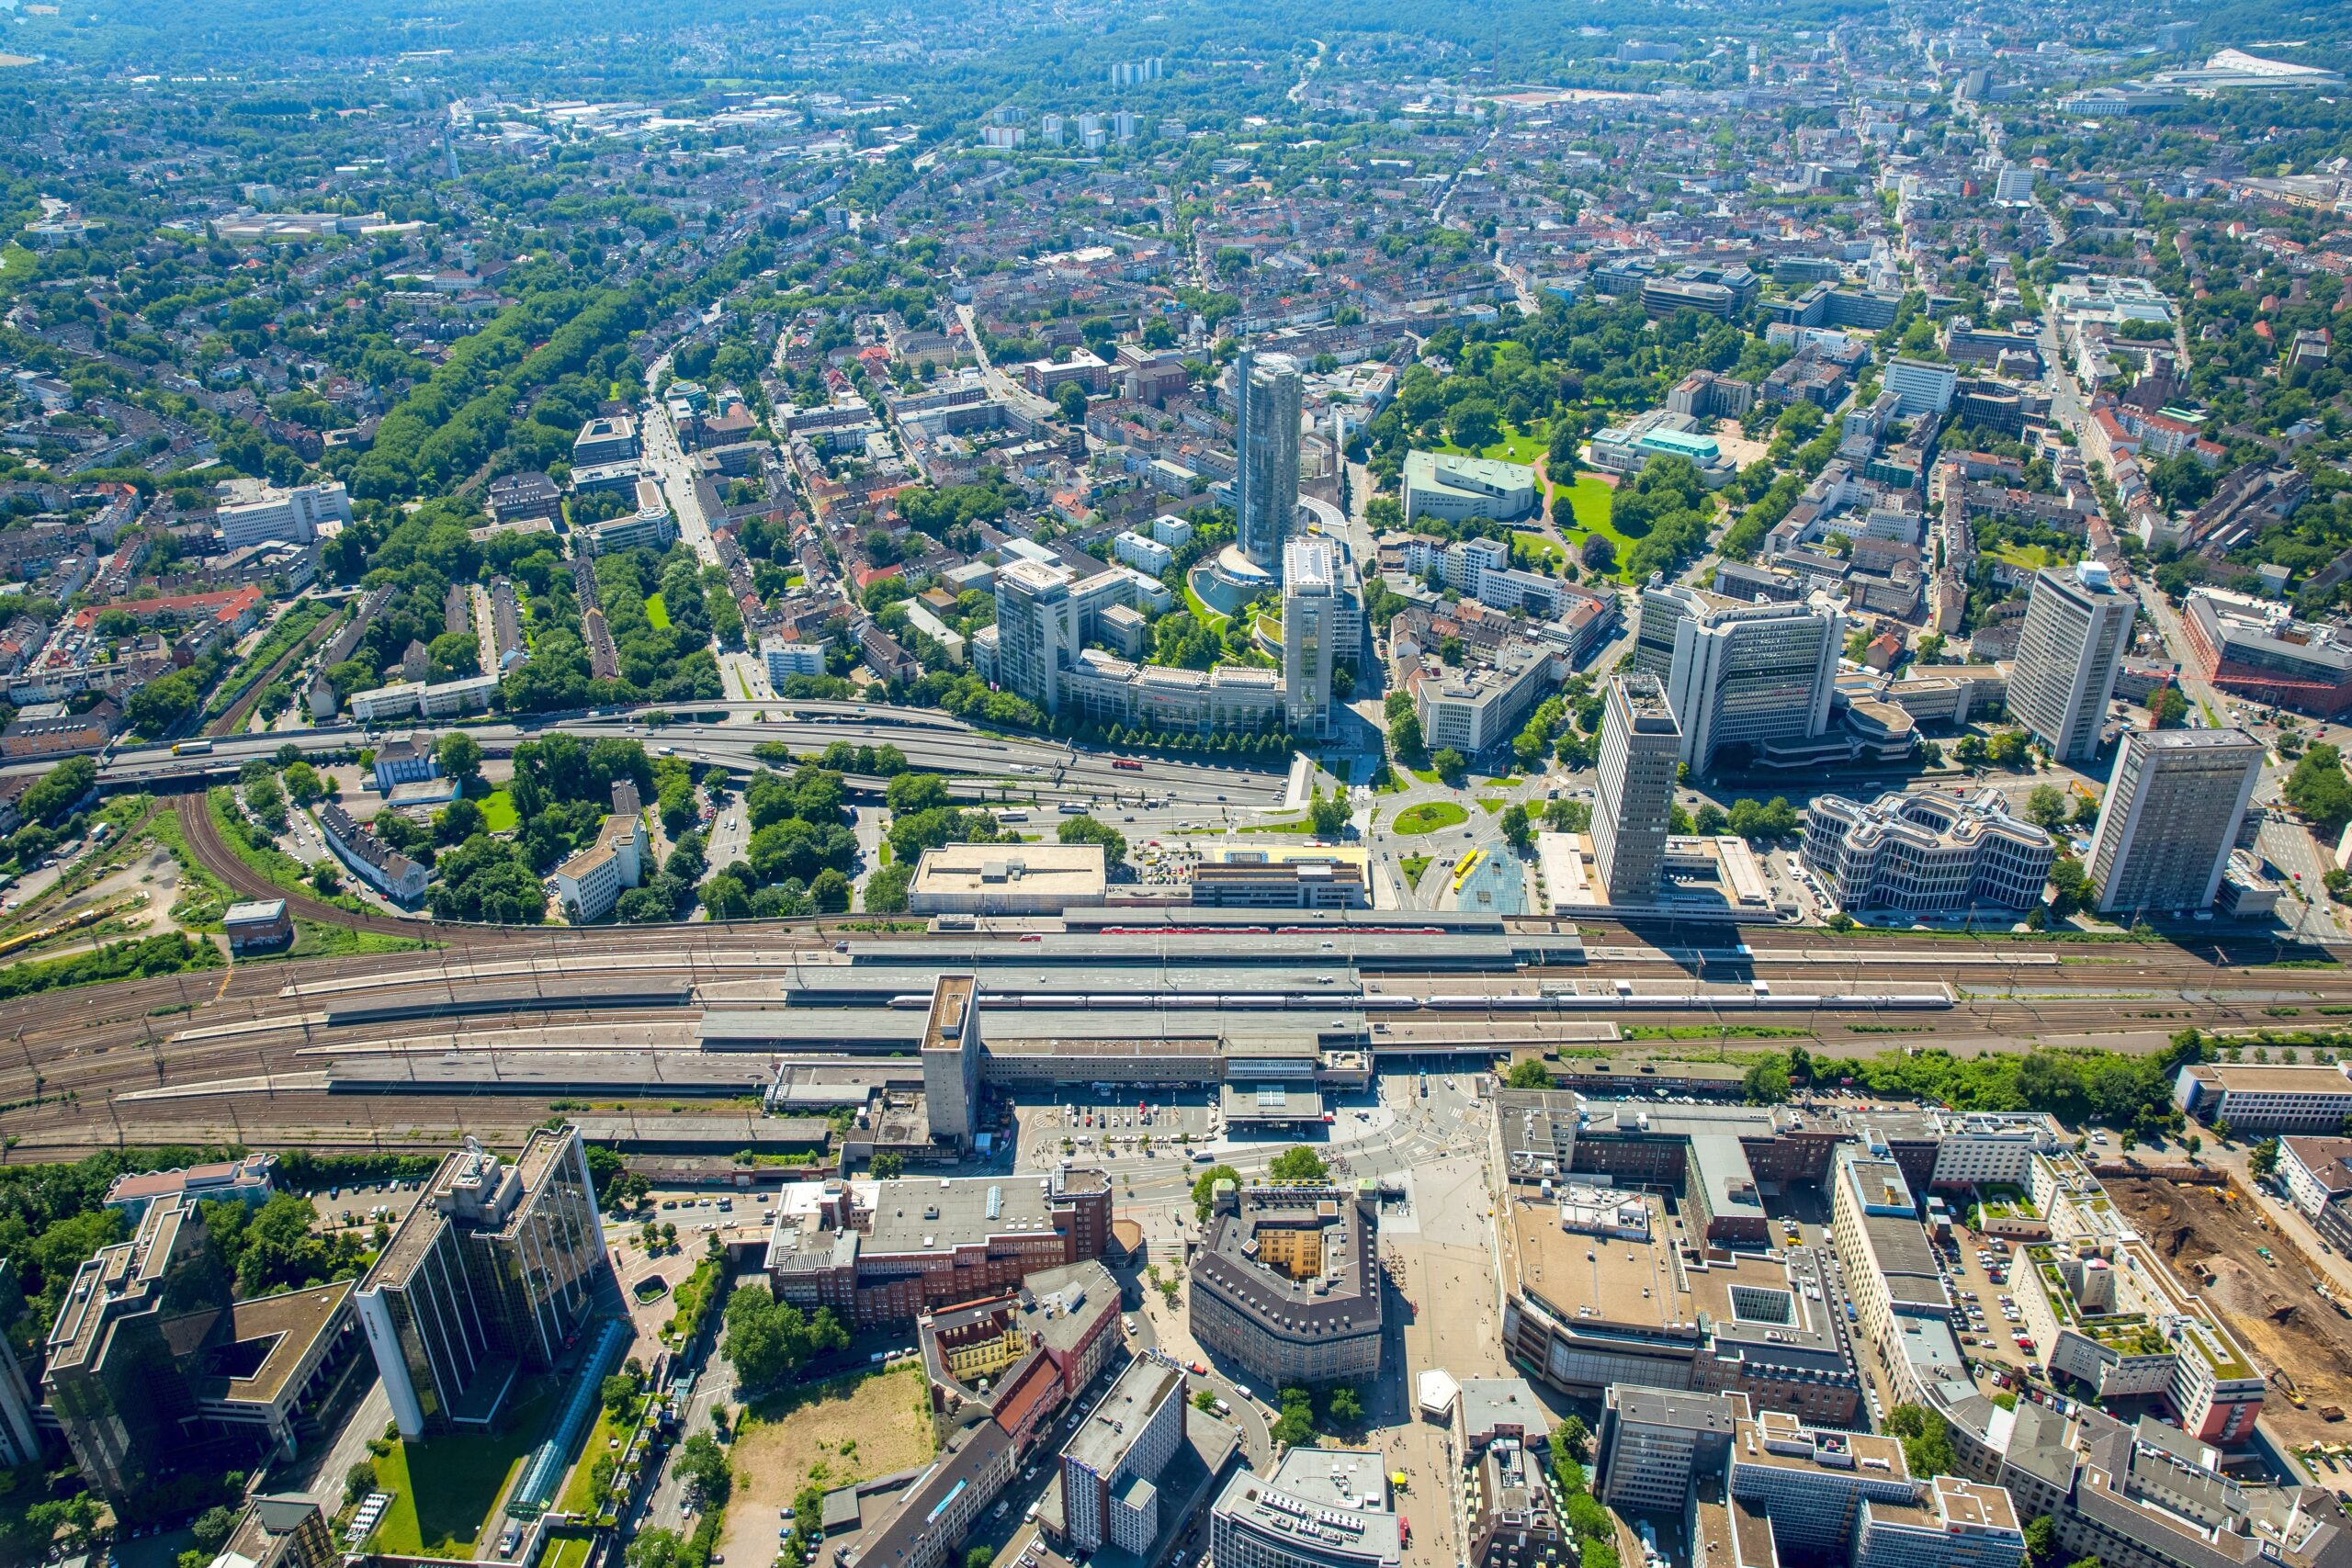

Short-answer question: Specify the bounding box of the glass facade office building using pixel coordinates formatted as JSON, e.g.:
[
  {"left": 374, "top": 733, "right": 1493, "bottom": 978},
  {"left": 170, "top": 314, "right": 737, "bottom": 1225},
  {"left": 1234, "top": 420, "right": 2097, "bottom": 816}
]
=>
[{"left": 356, "top": 1128, "right": 609, "bottom": 1438}]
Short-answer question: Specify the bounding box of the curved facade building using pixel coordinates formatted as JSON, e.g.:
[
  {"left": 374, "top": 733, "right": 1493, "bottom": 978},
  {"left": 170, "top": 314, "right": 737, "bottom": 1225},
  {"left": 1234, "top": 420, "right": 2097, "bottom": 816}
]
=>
[
  {"left": 1803, "top": 789, "right": 2056, "bottom": 914},
  {"left": 1189, "top": 1181, "right": 1380, "bottom": 1388}
]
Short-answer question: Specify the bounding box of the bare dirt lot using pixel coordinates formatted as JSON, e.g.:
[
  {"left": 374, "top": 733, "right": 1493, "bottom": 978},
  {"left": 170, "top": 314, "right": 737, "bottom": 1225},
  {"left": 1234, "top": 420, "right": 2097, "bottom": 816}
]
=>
[
  {"left": 2107, "top": 1177, "right": 2352, "bottom": 1448},
  {"left": 719, "top": 1366, "right": 934, "bottom": 1566},
  {"left": 0, "top": 823, "right": 183, "bottom": 954}
]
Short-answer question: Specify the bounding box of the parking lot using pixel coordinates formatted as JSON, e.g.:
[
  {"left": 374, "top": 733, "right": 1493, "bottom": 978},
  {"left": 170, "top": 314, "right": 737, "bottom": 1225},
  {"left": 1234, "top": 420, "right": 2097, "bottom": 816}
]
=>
[
  {"left": 1940, "top": 1227, "right": 2037, "bottom": 1375},
  {"left": 1012, "top": 1091, "right": 1223, "bottom": 1168},
  {"left": 635, "top": 1188, "right": 774, "bottom": 1246},
  {"left": 296, "top": 1175, "right": 428, "bottom": 1244}
]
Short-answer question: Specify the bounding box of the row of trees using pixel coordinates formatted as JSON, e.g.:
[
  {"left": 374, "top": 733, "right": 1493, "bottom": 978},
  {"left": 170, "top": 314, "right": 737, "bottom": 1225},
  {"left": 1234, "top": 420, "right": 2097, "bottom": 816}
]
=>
[
  {"left": 338, "top": 281, "right": 652, "bottom": 503},
  {"left": 1546, "top": 1418, "right": 1626, "bottom": 1568},
  {"left": 5, "top": 754, "right": 100, "bottom": 871},
  {"left": 1737, "top": 1032, "right": 2211, "bottom": 1145},
  {"left": 1095, "top": 722, "right": 1296, "bottom": 758}
]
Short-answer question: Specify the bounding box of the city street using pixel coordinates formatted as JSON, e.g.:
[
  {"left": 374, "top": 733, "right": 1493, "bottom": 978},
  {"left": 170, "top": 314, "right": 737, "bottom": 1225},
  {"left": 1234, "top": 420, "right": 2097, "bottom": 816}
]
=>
[
  {"left": 718, "top": 649, "right": 775, "bottom": 703},
  {"left": 641, "top": 393, "right": 725, "bottom": 571},
  {"left": 636, "top": 1354, "right": 741, "bottom": 1539}
]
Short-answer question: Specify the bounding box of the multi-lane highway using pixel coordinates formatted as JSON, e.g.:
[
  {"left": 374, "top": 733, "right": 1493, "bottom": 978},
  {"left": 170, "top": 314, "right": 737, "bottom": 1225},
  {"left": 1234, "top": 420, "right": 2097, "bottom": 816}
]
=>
[{"left": 60, "top": 701, "right": 1292, "bottom": 811}]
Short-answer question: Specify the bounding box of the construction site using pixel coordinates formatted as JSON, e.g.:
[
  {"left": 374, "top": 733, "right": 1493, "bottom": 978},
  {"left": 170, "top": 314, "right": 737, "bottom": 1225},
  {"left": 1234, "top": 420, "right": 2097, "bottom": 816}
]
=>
[{"left": 2107, "top": 1174, "right": 2352, "bottom": 1451}]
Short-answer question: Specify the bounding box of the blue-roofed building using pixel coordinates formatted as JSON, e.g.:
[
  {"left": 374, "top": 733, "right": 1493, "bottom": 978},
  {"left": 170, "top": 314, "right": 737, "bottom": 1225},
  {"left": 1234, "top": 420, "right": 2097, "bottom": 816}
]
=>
[{"left": 1589, "top": 411, "right": 1738, "bottom": 488}]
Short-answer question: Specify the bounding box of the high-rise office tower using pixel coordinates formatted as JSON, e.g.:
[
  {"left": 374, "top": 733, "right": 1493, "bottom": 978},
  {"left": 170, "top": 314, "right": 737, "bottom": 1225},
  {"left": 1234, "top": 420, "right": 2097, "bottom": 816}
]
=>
[
  {"left": 1234, "top": 349, "right": 1302, "bottom": 573},
  {"left": 356, "top": 1128, "right": 610, "bottom": 1438},
  {"left": 1060, "top": 1358, "right": 1187, "bottom": 1553},
  {"left": 1639, "top": 581, "right": 1843, "bottom": 774},
  {"left": 1594, "top": 673, "right": 1682, "bottom": 905},
  {"left": 2010, "top": 562, "right": 2134, "bottom": 763},
  {"left": 43, "top": 1195, "right": 232, "bottom": 1504},
  {"left": 0, "top": 1261, "right": 38, "bottom": 1468},
  {"left": 2086, "top": 728, "right": 2263, "bottom": 915},
  {"left": 41, "top": 1196, "right": 365, "bottom": 1514},
  {"left": 1282, "top": 536, "right": 1343, "bottom": 737},
  {"left": 992, "top": 559, "right": 1080, "bottom": 716}
]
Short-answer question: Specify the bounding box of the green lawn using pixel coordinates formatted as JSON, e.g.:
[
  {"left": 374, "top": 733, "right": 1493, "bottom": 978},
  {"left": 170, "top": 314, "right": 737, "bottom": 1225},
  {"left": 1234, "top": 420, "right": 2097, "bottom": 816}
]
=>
[
  {"left": 1555, "top": 473, "right": 1614, "bottom": 532},
  {"left": 1512, "top": 532, "right": 1565, "bottom": 569},
  {"left": 645, "top": 592, "right": 673, "bottom": 631},
  {"left": 1551, "top": 474, "right": 1635, "bottom": 579},
  {"left": 1393, "top": 801, "right": 1469, "bottom": 835},
  {"left": 555, "top": 1404, "right": 631, "bottom": 1517},
  {"left": 1440, "top": 420, "right": 1551, "bottom": 468},
  {"left": 1477, "top": 797, "right": 1511, "bottom": 814},
  {"left": 1399, "top": 854, "right": 1432, "bottom": 886},
  {"left": 370, "top": 1382, "right": 556, "bottom": 1558},
  {"left": 481, "top": 790, "right": 520, "bottom": 832},
  {"left": 1986, "top": 542, "right": 2066, "bottom": 572},
  {"left": 253, "top": 919, "right": 432, "bottom": 961}
]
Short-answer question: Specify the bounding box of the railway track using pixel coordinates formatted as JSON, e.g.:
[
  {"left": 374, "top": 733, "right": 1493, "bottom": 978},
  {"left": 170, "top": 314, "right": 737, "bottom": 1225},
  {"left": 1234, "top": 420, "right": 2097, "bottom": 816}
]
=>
[
  {"left": 0, "top": 981, "right": 2324, "bottom": 1161},
  {"left": 9, "top": 808, "right": 2351, "bottom": 1161},
  {"left": 174, "top": 791, "right": 469, "bottom": 940},
  {"left": 203, "top": 608, "right": 344, "bottom": 740},
  {"left": 172, "top": 792, "right": 857, "bottom": 950}
]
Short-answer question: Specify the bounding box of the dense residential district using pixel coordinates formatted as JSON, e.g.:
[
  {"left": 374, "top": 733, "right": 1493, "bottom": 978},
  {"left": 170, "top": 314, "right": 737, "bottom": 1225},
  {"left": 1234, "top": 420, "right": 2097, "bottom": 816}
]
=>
[{"left": 22, "top": 7, "right": 2352, "bottom": 1568}]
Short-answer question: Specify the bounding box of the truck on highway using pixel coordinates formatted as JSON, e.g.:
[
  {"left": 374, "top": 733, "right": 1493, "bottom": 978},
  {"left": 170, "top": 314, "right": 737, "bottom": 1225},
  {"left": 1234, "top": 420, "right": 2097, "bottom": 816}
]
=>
[{"left": 172, "top": 739, "right": 213, "bottom": 755}]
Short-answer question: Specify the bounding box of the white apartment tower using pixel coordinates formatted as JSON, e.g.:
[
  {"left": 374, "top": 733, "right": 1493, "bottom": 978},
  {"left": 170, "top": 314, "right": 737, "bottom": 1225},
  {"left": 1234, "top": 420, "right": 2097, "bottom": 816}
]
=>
[
  {"left": 2086, "top": 728, "right": 2264, "bottom": 915},
  {"left": 1639, "top": 581, "right": 1844, "bottom": 774},
  {"left": 994, "top": 559, "right": 1080, "bottom": 716},
  {"left": 1593, "top": 673, "right": 1682, "bottom": 905},
  {"left": 1282, "top": 536, "right": 1343, "bottom": 738},
  {"left": 1234, "top": 349, "right": 1302, "bottom": 574},
  {"left": 2010, "top": 562, "right": 2134, "bottom": 764}
]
